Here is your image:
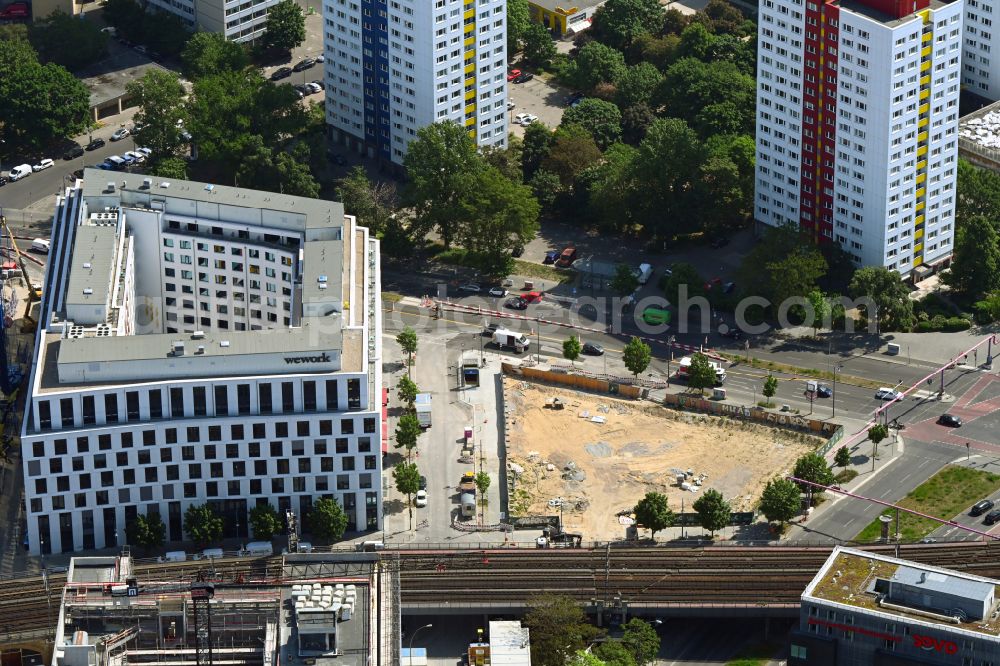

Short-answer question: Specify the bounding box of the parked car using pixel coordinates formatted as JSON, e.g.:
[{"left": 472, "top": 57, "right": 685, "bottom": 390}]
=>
[
  {"left": 703, "top": 277, "right": 723, "bottom": 290},
  {"left": 63, "top": 145, "right": 84, "bottom": 160},
  {"left": 937, "top": 413, "right": 963, "bottom": 427},
  {"left": 582, "top": 342, "right": 604, "bottom": 356},
  {"left": 458, "top": 283, "right": 481, "bottom": 293},
  {"left": 0, "top": 176, "right": 7, "bottom": 186},
  {"left": 119, "top": 153, "right": 135, "bottom": 166},
  {"left": 136, "top": 147, "right": 152, "bottom": 158},
  {"left": 315, "top": 54, "right": 325, "bottom": 63},
  {"left": 293, "top": 57, "right": 317, "bottom": 71},
  {"left": 270, "top": 67, "right": 292, "bottom": 80},
  {"left": 565, "top": 92, "right": 584, "bottom": 106},
  {"left": 507, "top": 100, "right": 515, "bottom": 110},
  {"left": 875, "top": 387, "right": 903, "bottom": 401},
  {"left": 305, "top": 82, "right": 322, "bottom": 94},
  {"left": 985, "top": 509, "right": 1000, "bottom": 526},
  {"left": 816, "top": 384, "right": 832, "bottom": 398},
  {"left": 506, "top": 68, "right": 521, "bottom": 81},
  {"left": 0, "top": 2, "right": 29, "bottom": 19},
  {"left": 32, "top": 158, "right": 54, "bottom": 172},
  {"left": 511, "top": 244, "right": 524, "bottom": 258},
  {"left": 488, "top": 287, "right": 508, "bottom": 297},
  {"left": 418, "top": 475, "right": 427, "bottom": 491},
  {"left": 483, "top": 323, "right": 499, "bottom": 336},
  {"left": 518, "top": 113, "right": 538, "bottom": 126},
  {"left": 522, "top": 291, "right": 543, "bottom": 303},
  {"left": 513, "top": 72, "right": 534, "bottom": 83},
  {"left": 972, "top": 499, "right": 996, "bottom": 517},
  {"left": 125, "top": 150, "right": 145, "bottom": 164},
  {"left": 543, "top": 249, "right": 559, "bottom": 264},
  {"left": 555, "top": 247, "right": 577, "bottom": 268},
  {"left": 506, "top": 297, "right": 527, "bottom": 310},
  {"left": 415, "top": 489, "right": 428, "bottom": 507},
  {"left": 110, "top": 128, "right": 130, "bottom": 141},
  {"left": 86, "top": 138, "right": 106, "bottom": 151},
  {"left": 8, "top": 164, "right": 32, "bottom": 180}
]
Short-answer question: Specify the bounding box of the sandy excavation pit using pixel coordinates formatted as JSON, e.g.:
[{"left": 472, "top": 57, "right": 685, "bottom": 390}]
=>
[{"left": 504, "top": 379, "right": 824, "bottom": 541}]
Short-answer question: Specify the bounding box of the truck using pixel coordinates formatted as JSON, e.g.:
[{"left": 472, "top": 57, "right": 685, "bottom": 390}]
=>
[
  {"left": 414, "top": 393, "right": 432, "bottom": 428},
  {"left": 676, "top": 356, "right": 727, "bottom": 385},
  {"left": 459, "top": 472, "right": 477, "bottom": 518},
  {"left": 459, "top": 471, "right": 476, "bottom": 493},
  {"left": 637, "top": 263, "right": 654, "bottom": 285},
  {"left": 460, "top": 350, "right": 480, "bottom": 386},
  {"left": 492, "top": 327, "right": 529, "bottom": 353}
]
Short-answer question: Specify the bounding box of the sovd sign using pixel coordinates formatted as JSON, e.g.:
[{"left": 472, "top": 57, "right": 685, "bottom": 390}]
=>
[{"left": 913, "top": 634, "right": 958, "bottom": 654}]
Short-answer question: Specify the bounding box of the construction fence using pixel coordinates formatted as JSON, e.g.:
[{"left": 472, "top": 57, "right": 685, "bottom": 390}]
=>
[{"left": 501, "top": 363, "right": 643, "bottom": 399}]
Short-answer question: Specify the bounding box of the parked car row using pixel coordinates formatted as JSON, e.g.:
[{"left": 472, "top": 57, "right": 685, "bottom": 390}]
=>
[{"left": 95, "top": 147, "right": 153, "bottom": 171}]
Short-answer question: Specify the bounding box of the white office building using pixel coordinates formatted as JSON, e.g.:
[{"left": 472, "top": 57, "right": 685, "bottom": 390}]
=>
[
  {"left": 755, "top": 0, "right": 962, "bottom": 278},
  {"left": 322, "top": 0, "right": 509, "bottom": 164},
  {"left": 962, "top": 0, "right": 1000, "bottom": 100},
  {"left": 144, "top": 0, "right": 282, "bottom": 42},
  {"left": 20, "top": 169, "right": 384, "bottom": 555}
]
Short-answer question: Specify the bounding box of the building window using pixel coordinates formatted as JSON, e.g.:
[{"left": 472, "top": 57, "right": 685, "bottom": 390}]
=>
[{"left": 790, "top": 646, "right": 807, "bottom": 659}]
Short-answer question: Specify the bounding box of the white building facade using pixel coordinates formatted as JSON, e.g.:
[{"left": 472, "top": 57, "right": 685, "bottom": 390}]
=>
[
  {"left": 755, "top": 0, "right": 962, "bottom": 277},
  {"left": 21, "top": 170, "right": 383, "bottom": 555},
  {"left": 962, "top": 0, "right": 1000, "bottom": 100},
  {"left": 144, "top": 0, "right": 282, "bottom": 42},
  {"left": 322, "top": 0, "right": 509, "bottom": 164}
]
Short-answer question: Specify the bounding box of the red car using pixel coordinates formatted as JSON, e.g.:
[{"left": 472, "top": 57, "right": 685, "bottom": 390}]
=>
[
  {"left": 0, "top": 2, "right": 29, "bottom": 18},
  {"left": 703, "top": 277, "right": 723, "bottom": 291},
  {"left": 506, "top": 68, "right": 521, "bottom": 81},
  {"left": 522, "top": 291, "right": 543, "bottom": 303}
]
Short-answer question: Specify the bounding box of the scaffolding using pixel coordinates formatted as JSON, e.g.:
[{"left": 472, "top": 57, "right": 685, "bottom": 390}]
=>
[{"left": 190, "top": 584, "right": 215, "bottom": 666}]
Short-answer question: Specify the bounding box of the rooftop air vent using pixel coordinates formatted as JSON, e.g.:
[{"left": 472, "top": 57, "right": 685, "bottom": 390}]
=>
[
  {"left": 205, "top": 184, "right": 214, "bottom": 192},
  {"left": 160, "top": 182, "right": 170, "bottom": 189},
  {"left": 106, "top": 182, "right": 116, "bottom": 192},
  {"left": 142, "top": 178, "right": 152, "bottom": 189},
  {"left": 192, "top": 330, "right": 205, "bottom": 339},
  {"left": 83, "top": 288, "right": 93, "bottom": 295},
  {"left": 173, "top": 341, "right": 185, "bottom": 356},
  {"left": 83, "top": 262, "right": 92, "bottom": 269},
  {"left": 196, "top": 345, "right": 205, "bottom": 354},
  {"left": 318, "top": 275, "right": 328, "bottom": 283},
  {"left": 220, "top": 340, "right": 230, "bottom": 348}
]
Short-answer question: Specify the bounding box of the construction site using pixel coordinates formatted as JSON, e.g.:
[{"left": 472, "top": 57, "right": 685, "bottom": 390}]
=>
[
  {"left": 503, "top": 377, "right": 825, "bottom": 541},
  {"left": 42, "top": 553, "right": 395, "bottom": 666}
]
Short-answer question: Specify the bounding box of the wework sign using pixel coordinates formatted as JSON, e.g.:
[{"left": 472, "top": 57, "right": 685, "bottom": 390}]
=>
[{"left": 284, "top": 353, "right": 332, "bottom": 364}]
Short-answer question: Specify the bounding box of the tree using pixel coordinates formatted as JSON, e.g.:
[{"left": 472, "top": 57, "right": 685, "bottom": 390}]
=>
[
  {"left": 522, "top": 22, "right": 557, "bottom": 67},
  {"left": 475, "top": 471, "right": 491, "bottom": 497},
  {"left": 309, "top": 497, "right": 349, "bottom": 541},
  {"left": 397, "top": 375, "right": 418, "bottom": 407},
  {"left": 692, "top": 488, "right": 730, "bottom": 537},
  {"left": 249, "top": 504, "right": 281, "bottom": 540},
  {"left": 737, "top": 224, "right": 826, "bottom": 309},
  {"left": 834, "top": 445, "right": 851, "bottom": 468},
  {"left": 524, "top": 594, "right": 602, "bottom": 666},
  {"left": 957, "top": 158, "right": 1000, "bottom": 227},
  {"left": 261, "top": 0, "right": 306, "bottom": 52},
  {"left": 759, "top": 477, "right": 800, "bottom": 525},
  {"left": 593, "top": 641, "right": 636, "bottom": 666},
  {"left": 393, "top": 461, "right": 421, "bottom": 531},
  {"left": 634, "top": 491, "right": 673, "bottom": 539},
  {"left": 395, "top": 412, "right": 422, "bottom": 458},
  {"left": 563, "top": 335, "right": 582, "bottom": 366},
  {"left": 656, "top": 58, "right": 754, "bottom": 137},
  {"left": 676, "top": 22, "right": 713, "bottom": 60},
  {"left": 611, "top": 263, "right": 639, "bottom": 295},
  {"left": 662, "top": 262, "right": 703, "bottom": 305},
  {"left": 455, "top": 167, "right": 541, "bottom": 276},
  {"left": 686, "top": 353, "right": 717, "bottom": 394},
  {"left": 592, "top": 0, "right": 664, "bottom": 50},
  {"left": 144, "top": 10, "right": 192, "bottom": 57},
  {"left": 237, "top": 140, "right": 320, "bottom": 198},
  {"left": 762, "top": 374, "right": 778, "bottom": 406},
  {"left": 28, "top": 10, "right": 108, "bottom": 71},
  {"left": 565, "top": 41, "right": 627, "bottom": 91},
  {"left": 569, "top": 652, "right": 609, "bottom": 666},
  {"left": 403, "top": 121, "right": 484, "bottom": 247},
  {"left": 943, "top": 215, "right": 1000, "bottom": 300},
  {"left": 148, "top": 156, "right": 189, "bottom": 179},
  {"left": 793, "top": 452, "right": 835, "bottom": 490},
  {"left": 562, "top": 98, "right": 622, "bottom": 150},
  {"left": 622, "top": 337, "right": 651, "bottom": 378},
  {"left": 184, "top": 504, "right": 223, "bottom": 545},
  {"left": 766, "top": 249, "right": 829, "bottom": 308},
  {"left": 336, "top": 166, "right": 398, "bottom": 238},
  {"left": 0, "top": 39, "right": 90, "bottom": 154},
  {"left": 522, "top": 121, "right": 555, "bottom": 180},
  {"left": 614, "top": 62, "right": 662, "bottom": 110},
  {"left": 125, "top": 513, "right": 166, "bottom": 550},
  {"left": 507, "top": 0, "right": 532, "bottom": 52},
  {"left": 621, "top": 103, "right": 656, "bottom": 144},
  {"left": 127, "top": 69, "right": 189, "bottom": 159},
  {"left": 182, "top": 32, "right": 249, "bottom": 81},
  {"left": 530, "top": 169, "right": 562, "bottom": 210},
  {"left": 103, "top": 0, "right": 147, "bottom": 34},
  {"left": 620, "top": 617, "right": 661, "bottom": 666},
  {"left": 699, "top": 0, "right": 750, "bottom": 35},
  {"left": 806, "top": 289, "right": 831, "bottom": 334},
  {"left": 849, "top": 267, "right": 914, "bottom": 332},
  {"left": 397, "top": 326, "right": 418, "bottom": 376},
  {"left": 542, "top": 124, "right": 603, "bottom": 188}
]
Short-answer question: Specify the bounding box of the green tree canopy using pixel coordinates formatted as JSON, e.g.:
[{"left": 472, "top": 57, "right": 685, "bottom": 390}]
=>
[
  {"left": 614, "top": 62, "right": 663, "bottom": 109},
  {"left": 565, "top": 41, "right": 627, "bottom": 91},
  {"left": 957, "top": 159, "right": 1000, "bottom": 226},
  {"left": 336, "top": 166, "right": 398, "bottom": 238},
  {"left": 249, "top": 504, "right": 282, "bottom": 540},
  {"left": 592, "top": 0, "right": 664, "bottom": 50},
  {"left": 102, "top": 0, "right": 147, "bottom": 33},
  {"left": 622, "top": 336, "right": 651, "bottom": 378},
  {"left": 634, "top": 491, "right": 673, "bottom": 538},
  {"left": 849, "top": 266, "right": 914, "bottom": 332},
  {"left": 759, "top": 477, "right": 800, "bottom": 525},
  {"left": 184, "top": 504, "right": 223, "bottom": 545},
  {"left": 397, "top": 375, "right": 418, "bottom": 407},
  {"left": 563, "top": 336, "right": 582, "bottom": 366},
  {"left": 621, "top": 103, "right": 656, "bottom": 144},
  {"left": 663, "top": 262, "right": 704, "bottom": 305},
  {"left": 507, "top": 0, "right": 532, "bottom": 52},
  {"left": 393, "top": 461, "right": 421, "bottom": 530},
  {"left": 0, "top": 39, "right": 90, "bottom": 153},
  {"left": 692, "top": 488, "right": 730, "bottom": 537},
  {"left": 569, "top": 652, "right": 608, "bottom": 666},
  {"left": 611, "top": 263, "right": 640, "bottom": 295},
  {"left": 620, "top": 618, "right": 661, "bottom": 666},
  {"left": 686, "top": 353, "right": 717, "bottom": 393},
  {"left": 562, "top": 98, "right": 622, "bottom": 150},
  {"left": 943, "top": 215, "right": 1000, "bottom": 300},
  {"left": 542, "top": 124, "right": 603, "bottom": 188},
  {"left": 237, "top": 141, "right": 320, "bottom": 197},
  {"left": 868, "top": 423, "right": 889, "bottom": 446},
  {"left": 522, "top": 22, "right": 557, "bottom": 67},
  {"left": 656, "top": 58, "right": 754, "bottom": 137},
  {"left": 835, "top": 446, "right": 851, "bottom": 468},
  {"left": 148, "top": 157, "right": 189, "bottom": 180},
  {"left": 182, "top": 32, "right": 250, "bottom": 81},
  {"left": 128, "top": 68, "right": 189, "bottom": 158},
  {"left": 524, "top": 594, "right": 603, "bottom": 666},
  {"left": 395, "top": 413, "right": 422, "bottom": 458},
  {"left": 397, "top": 326, "right": 418, "bottom": 374},
  {"left": 583, "top": 143, "right": 640, "bottom": 231},
  {"left": 737, "top": 223, "right": 827, "bottom": 307},
  {"left": 29, "top": 10, "right": 108, "bottom": 71},
  {"left": 522, "top": 121, "right": 555, "bottom": 180},
  {"left": 475, "top": 471, "right": 491, "bottom": 496},
  {"left": 762, "top": 375, "right": 778, "bottom": 402},
  {"left": 792, "top": 452, "right": 835, "bottom": 490},
  {"left": 309, "top": 497, "right": 349, "bottom": 541},
  {"left": 593, "top": 641, "right": 636, "bottom": 666},
  {"left": 806, "top": 289, "right": 831, "bottom": 333},
  {"left": 261, "top": 0, "right": 306, "bottom": 52},
  {"left": 125, "top": 513, "right": 166, "bottom": 550}
]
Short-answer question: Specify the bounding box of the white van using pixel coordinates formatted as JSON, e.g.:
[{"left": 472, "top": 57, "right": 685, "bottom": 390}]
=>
[
  {"left": 201, "top": 548, "right": 223, "bottom": 559},
  {"left": 637, "top": 263, "right": 654, "bottom": 285},
  {"left": 242, "top": 541, "right": 273, "bottom": 556},
  {"left": 30, "top": 239, "right": 50, "bottom": 254},
  {"left": 160, "top": 551, "right": 186, "bottom": 562},
  {"left": 8, "top": 164, "right": 31, "bottom": 181}
]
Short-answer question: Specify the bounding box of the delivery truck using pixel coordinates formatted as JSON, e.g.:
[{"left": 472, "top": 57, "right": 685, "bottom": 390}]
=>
[
  {"left": 415, "top": 393, "right": 432, "bottom": 428},
  {"left": 492, "top": 327, "right": 529, "bottom": 353},
  {"left": 676, "top": 356, "right": 727, "bottom": 385}
]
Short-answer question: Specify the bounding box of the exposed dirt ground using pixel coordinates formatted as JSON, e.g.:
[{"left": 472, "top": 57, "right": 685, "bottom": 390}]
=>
[{"left": 504, "top": 379, "right": 823, "bottom": 541}]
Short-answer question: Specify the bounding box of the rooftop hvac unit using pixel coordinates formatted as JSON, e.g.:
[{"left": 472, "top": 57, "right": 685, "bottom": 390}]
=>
[
  {"left": 195, "top": 345, "right": 205, "bottom": 354},
  {"left": 142, "top": 178, "right": 152, "bottom": 189},
  {"left": 173, "top": 341, "right": 185, "bottom": 356},
  {"left": 192, "top": 330, "right": 205, "bottom": 339}
]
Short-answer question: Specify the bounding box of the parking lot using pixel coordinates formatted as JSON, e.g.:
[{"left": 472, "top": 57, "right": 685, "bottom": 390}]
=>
[{"left": 507, "top": 73, "right": 573, "bottom": 135}]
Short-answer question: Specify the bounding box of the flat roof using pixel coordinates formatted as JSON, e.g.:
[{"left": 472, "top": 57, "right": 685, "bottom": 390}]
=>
[
  {"left": 834, "top": 0, "right": 956, "bottom": 28},
  {"left": 301, "top": 240, "right": 344, "bottom": 305},
  {"left": 528, "top": 0, "right": 604, "bottom": 14},
  {"left": 805, "top": 547, "right": 1000, "bottom": 639},
  {"left": 892, "top": 564, "right": 994, "bottom": 604},
  {"left": 65, "top": 225, "right": 117, "bottom": 309}
]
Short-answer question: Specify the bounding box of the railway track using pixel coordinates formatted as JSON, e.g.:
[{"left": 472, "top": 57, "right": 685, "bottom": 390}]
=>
[{"left": 2, "top": 542, "right": 1000, "bottom": 640}]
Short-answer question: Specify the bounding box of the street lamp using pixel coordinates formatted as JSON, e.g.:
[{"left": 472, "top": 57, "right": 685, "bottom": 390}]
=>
[
  {"left": 666, "top": 335, "right": 676, "bottom": 386},
  {"left": 832, "top": 364, "right": 842, "bottom": 418},
  {"left": 407, "top": 623, "right": 433, "bottom": 665}
]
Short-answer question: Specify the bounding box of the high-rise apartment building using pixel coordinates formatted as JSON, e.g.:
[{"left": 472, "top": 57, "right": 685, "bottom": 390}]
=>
[
  {"left": 754, "top": 0, "right": 963, "bottom": 277},
  {"left": 322, "top": 0, "right": 509, "bottom": 164},
  {"left": 20, "top": 169, "right": 383, "bottom": 555},
  {"left": 962, "top": 0, "right": 1000, "bottom": 100},
  {"left": 144, "top": 0, "right": 282, "bottom": 42}
]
